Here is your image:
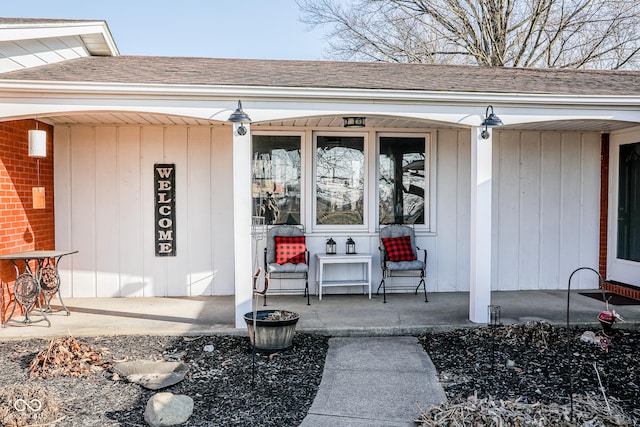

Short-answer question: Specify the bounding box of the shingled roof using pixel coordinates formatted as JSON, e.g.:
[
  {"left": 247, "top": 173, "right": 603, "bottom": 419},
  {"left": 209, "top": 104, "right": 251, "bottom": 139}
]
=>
[{"left": 1, "top": 55, "right": 639, "bottom": 96}]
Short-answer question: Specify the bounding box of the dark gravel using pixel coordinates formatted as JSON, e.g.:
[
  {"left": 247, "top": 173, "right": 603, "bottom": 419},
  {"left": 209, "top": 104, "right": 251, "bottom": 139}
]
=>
[
  {"left": 0, "top": 333, "right": 329, "bottom": 426},
  {"left": 419, "top": 322, "right": 640, "bottom": 422},
  {"left": 2, "top": 322, "right": 638, "bottom": 426}
]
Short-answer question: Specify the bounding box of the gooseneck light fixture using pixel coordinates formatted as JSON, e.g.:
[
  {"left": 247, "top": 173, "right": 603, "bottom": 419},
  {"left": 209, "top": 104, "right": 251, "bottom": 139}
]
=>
[
  {"left": 227, "top": 100, "right": 252, "bottom": 135},
  {"left": 480, "top": 105, "right": 503, "bottom": 139}
]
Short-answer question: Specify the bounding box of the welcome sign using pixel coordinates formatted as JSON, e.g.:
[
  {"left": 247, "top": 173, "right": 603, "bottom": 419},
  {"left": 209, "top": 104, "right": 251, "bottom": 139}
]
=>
[{"left": 155, "top": 164, "right": 176, "bottom": 256}]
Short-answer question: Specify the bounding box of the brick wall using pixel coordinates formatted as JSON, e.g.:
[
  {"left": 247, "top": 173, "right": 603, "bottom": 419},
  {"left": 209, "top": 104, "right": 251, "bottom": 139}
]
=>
[
  {"left": 0, "top": 119, "right": 55, "bottom": 322},
  {"left": 604, "top": 281, "right": 640, "bottom": 301},
  {"left": 599, "top": 134, "right": 609, "bottom": 280}
]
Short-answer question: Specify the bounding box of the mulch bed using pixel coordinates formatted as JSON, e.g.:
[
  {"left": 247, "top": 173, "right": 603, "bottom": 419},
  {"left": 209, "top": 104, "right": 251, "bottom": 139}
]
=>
[
  {"left": 1, "top": 322, "right": 638, "bottom": 426},
  {"left": 419, "top": 322, "right": 640, "bottom": 425},
  {"left": 0, "top": 333, "right": 329, "bottom": 426}
]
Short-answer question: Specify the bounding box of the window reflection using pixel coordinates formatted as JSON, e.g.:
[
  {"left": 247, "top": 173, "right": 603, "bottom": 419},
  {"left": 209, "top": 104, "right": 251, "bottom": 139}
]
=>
[
  {"left": 379, "top": 136, "right": 425, "bottom": 225},
  {"left": 316, "top": 136, "right": 365, "bottom": 225},
  {"left": 252, "top": 135, "right": 301, "bottom": 225}
]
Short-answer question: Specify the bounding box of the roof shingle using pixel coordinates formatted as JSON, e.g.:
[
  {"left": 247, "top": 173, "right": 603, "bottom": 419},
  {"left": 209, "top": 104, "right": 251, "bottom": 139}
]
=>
[{"left": 0, "top": 55, "right": 638, "bottom": 96}]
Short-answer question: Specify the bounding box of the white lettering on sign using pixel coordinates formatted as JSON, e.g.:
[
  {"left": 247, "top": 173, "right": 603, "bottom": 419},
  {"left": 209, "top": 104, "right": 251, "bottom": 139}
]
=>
[
  {"left": 158, "top": 243, "right": 173, "bottom": 253},
  {"left": 158, "top": 230, "right": 173, "bottom": 241},
  {"left": 155, "top": 164, "right": 176, "bottom": 256},
  {"left": 156, "top": 168, "right": 173, "bottom": 178},
  {"left": 157, "top": 193, "right": 172, "bottom": 203},
  {"left": 158, "top": 180, "right": 172, "bottom": 190},
  {"left": 158, "top": 218, "right": 173, "bottom": 228}
]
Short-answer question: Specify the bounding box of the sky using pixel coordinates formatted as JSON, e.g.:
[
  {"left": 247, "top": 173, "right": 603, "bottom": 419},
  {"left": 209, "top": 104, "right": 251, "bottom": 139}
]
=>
[{"left": 2, "top": 0, "right": 335, "bottom": 60}]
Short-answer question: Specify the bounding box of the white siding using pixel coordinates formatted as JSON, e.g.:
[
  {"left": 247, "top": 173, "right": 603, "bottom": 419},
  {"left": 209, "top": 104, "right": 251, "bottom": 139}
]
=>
[
  {"left": 433, "top": 129, "right": 471, "bottom": 292},
  {"left": 0, "top": 36, "right": 88, "bottom": 73},
  {"left": 493, "top": 131, "right": 601, "bottom": 291},
  {"left": 55, "top": 124, "right": 228, "bottom": 298},
  {"left": 55, "top": 125, "right": 601, "bottom": 297}
]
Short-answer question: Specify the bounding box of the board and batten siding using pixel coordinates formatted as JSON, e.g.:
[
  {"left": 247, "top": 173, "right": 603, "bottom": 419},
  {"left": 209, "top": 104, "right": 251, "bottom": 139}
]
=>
[
  {"left": 383, "top": 128, "right": 600, "bottom": 294},
  {"left": 492, "top": 130, "right": 601, "bottom": 291},
  {"left": 54, "top": 124, "right": 601, "bottom": 298},
  {"left": 431, "top": 129, "right": 471, "bottom": 292},
  {"left": 54, "top": 124, "right": 235, "bottom": 297}
]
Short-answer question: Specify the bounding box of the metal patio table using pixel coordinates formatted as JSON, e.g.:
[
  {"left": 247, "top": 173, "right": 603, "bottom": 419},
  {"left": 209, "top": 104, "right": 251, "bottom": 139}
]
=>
[{"left": 0, "top": 250, "right": 78, "bottom": 327}]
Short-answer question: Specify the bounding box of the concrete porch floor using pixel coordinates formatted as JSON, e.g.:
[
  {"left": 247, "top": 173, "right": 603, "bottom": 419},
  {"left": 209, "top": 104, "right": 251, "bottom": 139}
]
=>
[{"left": 1, "top": 290, "right": 637, "bottom": 340}]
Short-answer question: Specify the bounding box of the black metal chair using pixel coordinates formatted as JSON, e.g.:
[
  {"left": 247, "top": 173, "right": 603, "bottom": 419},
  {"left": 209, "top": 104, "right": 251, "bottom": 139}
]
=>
[
  {"left": 263, "top": 224, "right": 310, "bottom": 306},
  {"left": 378, "top": 224, "right": 428, "bottom": 303}
]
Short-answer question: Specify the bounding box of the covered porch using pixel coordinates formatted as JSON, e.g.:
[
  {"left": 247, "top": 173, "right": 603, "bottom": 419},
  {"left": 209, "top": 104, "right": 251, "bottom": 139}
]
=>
[
  {"left": 2, "top": 290, "right": 638, "bottom": 340},
  {"left": 1, "top": 103, "right": 637, "bottom": 329}
]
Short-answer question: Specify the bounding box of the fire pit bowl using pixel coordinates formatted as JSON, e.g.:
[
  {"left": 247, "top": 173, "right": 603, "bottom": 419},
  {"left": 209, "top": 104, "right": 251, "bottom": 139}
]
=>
[{"left": 244, "top": 310, "right": 300, "bottom": 353}]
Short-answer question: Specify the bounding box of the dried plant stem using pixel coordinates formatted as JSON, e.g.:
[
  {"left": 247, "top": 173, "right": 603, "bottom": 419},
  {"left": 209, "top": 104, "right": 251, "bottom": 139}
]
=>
[
  {"left": 42, "top": 337, "right": 55, "bottom": 372},
  {"left": 593, "top": 361, "right": 611, "bottom": 416}
]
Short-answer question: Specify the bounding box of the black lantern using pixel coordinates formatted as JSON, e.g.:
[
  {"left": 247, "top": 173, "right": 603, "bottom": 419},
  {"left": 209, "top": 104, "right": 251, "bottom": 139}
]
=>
[
  {"left": 488, "top": 305, "right": 501, "bottom": 327},
  {"left": 346, "top": 237, "right": 356, "bottom": 254},
  {"left": 343, "top": 117, "right": 366, "bottom": 128},
  {"left": 326, "top": 238, "right": 336, "bottom": 255}
]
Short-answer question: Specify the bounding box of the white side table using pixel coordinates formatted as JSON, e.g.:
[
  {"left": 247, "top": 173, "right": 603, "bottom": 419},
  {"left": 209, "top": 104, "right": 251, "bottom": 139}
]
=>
[{"left": 315, "top": 254, "right": 372, "bottom": 300}]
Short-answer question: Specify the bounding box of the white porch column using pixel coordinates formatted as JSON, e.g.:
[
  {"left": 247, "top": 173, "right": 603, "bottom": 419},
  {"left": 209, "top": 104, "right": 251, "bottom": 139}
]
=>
[
  {"left": 233, "top": 123, "right": 252, "bottom": 328},
  {"left": 469, "top": 127, "right": 492, "bottom": 323}
]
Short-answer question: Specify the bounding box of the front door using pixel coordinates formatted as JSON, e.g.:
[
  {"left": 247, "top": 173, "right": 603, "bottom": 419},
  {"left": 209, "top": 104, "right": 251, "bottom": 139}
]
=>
[{"left": 608, "top": 134, "right": 640, "bottom": 286}]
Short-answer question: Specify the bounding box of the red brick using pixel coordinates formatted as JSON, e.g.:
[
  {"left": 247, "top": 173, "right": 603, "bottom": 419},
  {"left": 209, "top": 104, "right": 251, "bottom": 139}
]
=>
[
  {"left": 598, "top": 134, "right": 609, "bottom": 279},
  {"left": 0, "top": 119, "right": 55, "bottom": 323}
]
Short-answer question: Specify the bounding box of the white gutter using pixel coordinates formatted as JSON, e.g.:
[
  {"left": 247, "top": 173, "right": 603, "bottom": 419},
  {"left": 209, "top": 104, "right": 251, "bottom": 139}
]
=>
[{"left": 0, "top": 79, "right": 639, "bottom": 108}]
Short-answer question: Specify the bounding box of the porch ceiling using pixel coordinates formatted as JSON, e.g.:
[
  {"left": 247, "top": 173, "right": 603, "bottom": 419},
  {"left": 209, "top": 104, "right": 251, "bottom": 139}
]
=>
[{"left": 45, "top": 112, "right": 636, "bottom": 132}]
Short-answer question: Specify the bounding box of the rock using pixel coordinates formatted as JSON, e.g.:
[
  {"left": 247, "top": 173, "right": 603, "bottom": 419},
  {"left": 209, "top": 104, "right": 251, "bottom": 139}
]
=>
[
  {"left": 112, "top": 360, "right": 189, "bottom": 390},
  {"left": 580, "top": 331, "right": 598, "bottom": 344},
  {"left": 144, "top": 392, "right": 193, "bottom": 427},
  {"left": 203, "top": 345, "right": 214, "bottom": 352},
  {"left": 163, "top": 351, "right": 186, "bottom": 362}
]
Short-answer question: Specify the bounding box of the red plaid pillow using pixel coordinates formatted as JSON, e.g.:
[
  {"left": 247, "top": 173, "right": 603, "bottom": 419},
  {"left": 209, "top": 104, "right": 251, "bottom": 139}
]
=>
[
  {"left": 382, "top": 235, "right": 416, "bottom": 262},
  {"left": 275, "top": 236, "right": 306, "bottom": 264}
]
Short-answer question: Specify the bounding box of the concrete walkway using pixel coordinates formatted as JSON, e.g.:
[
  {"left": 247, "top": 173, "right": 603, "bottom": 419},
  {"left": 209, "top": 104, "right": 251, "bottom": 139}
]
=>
[{"left": 300, "top": 337, "right": 446, "bottom": 427}]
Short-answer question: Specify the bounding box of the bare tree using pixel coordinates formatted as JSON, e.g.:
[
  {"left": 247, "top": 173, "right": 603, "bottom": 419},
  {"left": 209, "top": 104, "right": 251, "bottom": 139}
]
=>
[{"left": 298, "top": 0, "right": 640, "bottom": 69}]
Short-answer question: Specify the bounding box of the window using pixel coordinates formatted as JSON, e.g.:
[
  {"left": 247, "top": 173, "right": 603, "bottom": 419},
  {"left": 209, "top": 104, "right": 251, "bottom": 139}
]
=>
[
  {"left": 379, "top": 135, "right": 427, "bottom": 225},
  {"left": 315, "top": 135, "right": 365, "bottom": 226},
  {"left": 252, "top": 135, "right": 301, "bottom": 225}
]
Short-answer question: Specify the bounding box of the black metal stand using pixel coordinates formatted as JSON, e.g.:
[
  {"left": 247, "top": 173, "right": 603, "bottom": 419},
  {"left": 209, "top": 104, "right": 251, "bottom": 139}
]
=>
[
  {"left": 251, "top": 267, "right": 266, "bottom": 385},
  {"left": 565, "top": 266, "right": 608, "bottom": 422}
]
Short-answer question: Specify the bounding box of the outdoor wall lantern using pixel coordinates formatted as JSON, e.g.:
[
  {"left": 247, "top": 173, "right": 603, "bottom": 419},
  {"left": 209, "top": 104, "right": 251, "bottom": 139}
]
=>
[
  {"left": 480, "top": 105, "right": 503, "bottom": 139},
  {"left": 346, "top": 237, "right": 356, "bottom": 254},
  {"left": 28, "top": 123, "right": 47, "bottom": 209},
  {"left": 326, "top": 238, "right": 336, "bottom": 255},
  {"left": 343, "top": 117, "right": 366, "bottom": 128},
  {"left": 227, "top": 100, "right": 252, "bottom": 135}
]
